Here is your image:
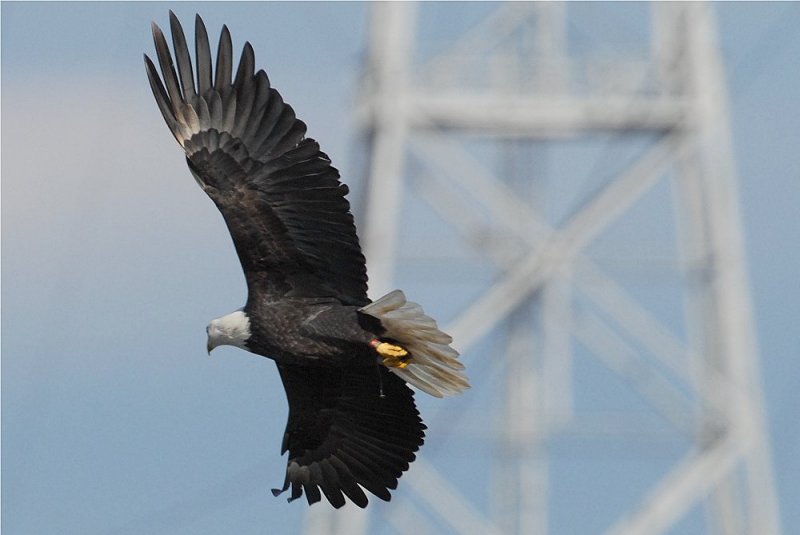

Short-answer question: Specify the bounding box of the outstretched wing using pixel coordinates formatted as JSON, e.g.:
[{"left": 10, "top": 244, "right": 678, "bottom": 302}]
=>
[
  {"left": 145, "top": 12, "right": 368, "bottom": 305},
  {"left": 274, "top": 364, "right": 426, "bottom": 508}
]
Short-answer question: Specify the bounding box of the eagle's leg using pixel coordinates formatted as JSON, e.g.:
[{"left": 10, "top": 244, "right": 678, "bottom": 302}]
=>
[{"left": 370, "top": 339, "right": 413, "bottom": 369}]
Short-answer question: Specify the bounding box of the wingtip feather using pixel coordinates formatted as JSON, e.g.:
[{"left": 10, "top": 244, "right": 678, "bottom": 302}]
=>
[
  {"left": 214, "top": 24, "right": 233, "bottom": 91},
  {"left": 169, "top": 9, "right": 196, "bottom": 100},
  {"left": 194, "top": 14, "right": 213, "bottom": 95}
]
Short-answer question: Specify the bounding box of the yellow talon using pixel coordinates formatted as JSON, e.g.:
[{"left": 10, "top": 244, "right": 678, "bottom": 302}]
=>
[
  {"left": 376, "top": 342, "right": 408, "bottom": 358},
  {"left": 371, "top": 340, "right": 413, "bottom": 368},
  {"left": 383, "top": 354, "right": 413, "bottom": 369}
]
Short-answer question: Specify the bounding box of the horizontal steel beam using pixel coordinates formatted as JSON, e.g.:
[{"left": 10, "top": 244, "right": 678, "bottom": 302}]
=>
[{"left": 359, "top": 94, "right": 689, "bottom": 136}]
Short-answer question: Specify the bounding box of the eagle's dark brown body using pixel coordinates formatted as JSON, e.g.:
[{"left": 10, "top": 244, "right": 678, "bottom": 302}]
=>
[{"left": 244, "top": 299, "right": 377, "bottom": 366}]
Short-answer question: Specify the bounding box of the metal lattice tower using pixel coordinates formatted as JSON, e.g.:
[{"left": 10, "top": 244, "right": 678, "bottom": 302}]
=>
[{"left": 304, "top": 3, "right": 781, "bottom": 534}]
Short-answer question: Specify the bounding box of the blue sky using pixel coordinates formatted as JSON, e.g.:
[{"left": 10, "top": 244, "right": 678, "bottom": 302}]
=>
[{"left": 3, "top": 2, "right": 799, "bottom": 534}]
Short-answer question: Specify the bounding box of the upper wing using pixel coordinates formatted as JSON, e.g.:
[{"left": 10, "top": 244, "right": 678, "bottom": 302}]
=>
[
  {"left": 144, "top": 13, "right": 368, "bottom": 305},
  {"left": 273, "top": 363, "right": 426, "bottom": 508}
]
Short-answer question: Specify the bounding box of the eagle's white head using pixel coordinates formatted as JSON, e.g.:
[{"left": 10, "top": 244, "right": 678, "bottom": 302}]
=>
[{"left": 207, "top": 310, "right": 251, "bottom": 354}]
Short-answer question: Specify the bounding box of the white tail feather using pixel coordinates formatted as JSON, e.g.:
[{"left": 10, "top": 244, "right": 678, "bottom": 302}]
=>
[{"left": 361, "top": 290, "right": 470, "bottom": 397}]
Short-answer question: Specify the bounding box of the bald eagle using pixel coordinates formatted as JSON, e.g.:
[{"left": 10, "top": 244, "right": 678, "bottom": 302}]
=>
[{"left": 144, "top": 13, "right": 469, "bottom": 508}]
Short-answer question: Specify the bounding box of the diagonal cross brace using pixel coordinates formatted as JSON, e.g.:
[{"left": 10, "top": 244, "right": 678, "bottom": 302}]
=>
[{"left": 413, "top": 132, "right": 689, "bottom": 352}]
